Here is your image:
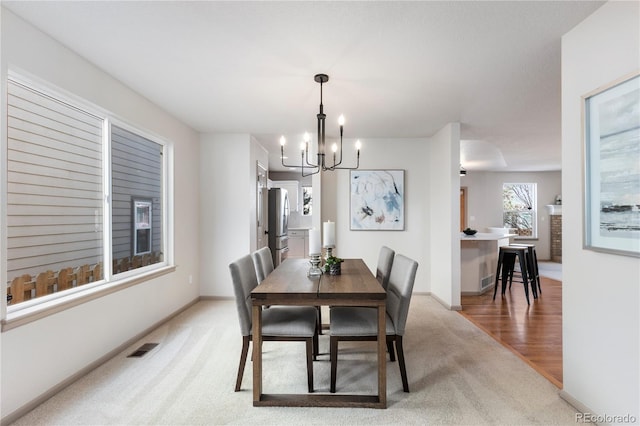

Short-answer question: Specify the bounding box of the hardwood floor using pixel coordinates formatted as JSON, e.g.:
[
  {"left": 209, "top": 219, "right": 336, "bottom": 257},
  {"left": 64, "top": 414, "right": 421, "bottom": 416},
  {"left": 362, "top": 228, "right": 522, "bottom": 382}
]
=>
[{"left": 460, "top": 275, "right": 563, "bottom": 388}]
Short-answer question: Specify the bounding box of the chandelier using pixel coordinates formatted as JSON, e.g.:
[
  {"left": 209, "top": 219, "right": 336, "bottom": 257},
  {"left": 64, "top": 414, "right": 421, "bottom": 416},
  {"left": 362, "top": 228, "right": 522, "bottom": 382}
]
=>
[{"left": 280, "top": 73, "right": 361, "bottom": 176}]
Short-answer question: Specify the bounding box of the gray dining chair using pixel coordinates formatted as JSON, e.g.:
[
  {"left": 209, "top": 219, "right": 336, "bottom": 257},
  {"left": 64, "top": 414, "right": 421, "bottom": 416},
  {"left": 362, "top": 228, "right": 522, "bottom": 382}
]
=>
[
  {"left": 329, "top": 254, "right": 418, "bottom": 393},
  {"left": 251, "top": 246, "right": 274, "bottom": 283},
  {"left": 330, "top": 245, "right": 395, "bottom": 340},
  {"left": 376, "top": 246, "right": 395, "bottom": 290},
  {"left": 229, "top": 254, "right": 318, "bottom": 392}
]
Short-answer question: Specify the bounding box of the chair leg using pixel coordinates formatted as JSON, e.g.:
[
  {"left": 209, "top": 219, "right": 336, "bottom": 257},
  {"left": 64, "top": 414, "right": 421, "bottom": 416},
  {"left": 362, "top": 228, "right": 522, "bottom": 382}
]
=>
[
  {"left": 395, "top": 336, "right": 410, "bottom": 392},
  {"left": 518, "top": 253, "right": 531, "bottom": 305},
  {"left": 493, "top": 251, "right": 504, "bottom": 300},
  {"left": 525, "top": 249, "right": 537, "bottom": 299},
  {"left": 330, "top": 336, "right": 338, "bottom": 393},
  {"left": 532, "top": 247, "right": 541, "bottom": 294},
  {"left": 313, "top": 329, "right": 319, "bottom": 361},
  {"left": 317, "top": 306, "right": 323, "bottom": 335},
  {"left": 235, "top": 336, "right": 250, "bottom": 392},
  {"left": 306, "top": 338, "right": 314, "bottom": 393},
  {"left": 501, "top": 258, "right": 510, "bottom": 296},
  {"left": 387, "top": 338, "right": 396, "bottom": 362}
]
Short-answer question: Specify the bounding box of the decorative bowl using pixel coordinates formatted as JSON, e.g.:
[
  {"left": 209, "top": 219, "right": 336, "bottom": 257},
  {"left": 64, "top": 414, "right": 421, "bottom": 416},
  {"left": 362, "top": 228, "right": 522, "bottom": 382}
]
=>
[{"left": 463, "top": 228, "right": 477, "bottom": 236}]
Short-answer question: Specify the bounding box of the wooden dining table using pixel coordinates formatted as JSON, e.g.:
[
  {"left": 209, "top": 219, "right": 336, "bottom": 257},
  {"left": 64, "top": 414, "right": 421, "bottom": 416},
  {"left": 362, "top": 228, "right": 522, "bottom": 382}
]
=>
[{"left": 250, "top": 258, "right": 387, "bottom": 408}]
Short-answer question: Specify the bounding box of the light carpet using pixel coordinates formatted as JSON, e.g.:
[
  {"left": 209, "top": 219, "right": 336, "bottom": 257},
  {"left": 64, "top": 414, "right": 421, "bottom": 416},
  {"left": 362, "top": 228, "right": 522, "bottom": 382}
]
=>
[
  {"left": 537, "top": 262, "right": 562, "bottom": 282},
  {"left": 11, "top": 296, "right": 578, "bottom": 425}
]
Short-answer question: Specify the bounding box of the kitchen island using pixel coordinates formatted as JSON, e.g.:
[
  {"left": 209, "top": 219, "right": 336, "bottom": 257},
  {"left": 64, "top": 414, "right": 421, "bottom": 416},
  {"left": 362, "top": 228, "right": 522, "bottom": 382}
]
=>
[{"left": 460, "top": 232, "right": 515, "bottom": 295}]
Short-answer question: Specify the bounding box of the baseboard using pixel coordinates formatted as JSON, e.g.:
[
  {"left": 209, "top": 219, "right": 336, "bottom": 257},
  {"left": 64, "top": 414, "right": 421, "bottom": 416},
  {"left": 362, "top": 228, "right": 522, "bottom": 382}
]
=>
[
  {"left": 558, "top": 390, "right": 598, "bottom": 422},
  {"left": 428, "top": 292, "right": 462, "bottom": 311},
  {"left": 1, "top": 297, "right": 200, "bottom": 426},
  {"left": 199, "top": 295, "right": 234, "bottom": 301}
]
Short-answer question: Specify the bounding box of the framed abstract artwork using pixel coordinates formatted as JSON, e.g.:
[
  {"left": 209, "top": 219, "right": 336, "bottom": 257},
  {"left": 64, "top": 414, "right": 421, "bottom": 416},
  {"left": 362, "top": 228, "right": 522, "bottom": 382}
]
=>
[
  {"left": 583, "top": 72, "right": 640, "bottom": 257},
  {"left": 350, "top": 169, "right": 404, "bottom": 230}
]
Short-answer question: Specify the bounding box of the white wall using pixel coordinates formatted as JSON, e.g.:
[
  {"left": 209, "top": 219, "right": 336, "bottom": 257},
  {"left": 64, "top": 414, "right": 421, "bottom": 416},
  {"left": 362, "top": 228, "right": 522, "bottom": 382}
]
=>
[
  {"left": 318, "top": 129, "right": 460, "bottom": 306},
  {"left": 321, "top": 138, "right": 432, "bottom": 293},
  {"left": 462, "top": 171, "right": 561, "bottom": 260},
  {"left": 429, "top": 123, "right": 461, "bottom": 309},
  {"left": 199, "top": 134, "right": 268, "bottom": 297},
  {"left": 1, "top": 10, "right": 201, "bottom": 421},
  {"left": 562, "top": 1, "right": 639, "bottom": 419}
]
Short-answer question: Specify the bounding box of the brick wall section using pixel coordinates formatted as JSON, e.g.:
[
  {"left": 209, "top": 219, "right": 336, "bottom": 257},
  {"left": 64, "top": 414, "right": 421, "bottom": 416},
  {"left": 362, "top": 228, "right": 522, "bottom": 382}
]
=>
[{"left": 550, "top": 215, "right": 562, "bottom": 263}]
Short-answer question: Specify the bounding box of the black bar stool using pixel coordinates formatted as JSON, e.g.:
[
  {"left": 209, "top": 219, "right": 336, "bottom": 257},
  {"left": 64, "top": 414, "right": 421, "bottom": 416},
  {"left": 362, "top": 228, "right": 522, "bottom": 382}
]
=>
[
  {"left": 493, "top": 246, "right": 533, "bottom": 305},
  {"left": 510, "top": 243, "right": 541, "bottom": 295}
]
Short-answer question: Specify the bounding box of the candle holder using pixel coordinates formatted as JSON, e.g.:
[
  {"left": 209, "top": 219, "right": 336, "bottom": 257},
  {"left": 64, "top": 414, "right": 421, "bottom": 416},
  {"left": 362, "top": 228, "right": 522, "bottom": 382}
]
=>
[
  {"left": 308, "top": 253, "right": 323, "bottom": 277},
  {"left": 324, "top": 245, "right": 335, "bottom": 262}
]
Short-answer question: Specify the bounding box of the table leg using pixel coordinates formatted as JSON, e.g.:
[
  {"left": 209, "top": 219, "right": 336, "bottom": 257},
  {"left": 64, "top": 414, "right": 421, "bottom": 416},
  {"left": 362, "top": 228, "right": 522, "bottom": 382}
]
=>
[
  {"left": 377, "top": 304, "right": 387, "bottom": 408},
  {"left": 252, "top": 305, "right": 263, "bottom": 404}
]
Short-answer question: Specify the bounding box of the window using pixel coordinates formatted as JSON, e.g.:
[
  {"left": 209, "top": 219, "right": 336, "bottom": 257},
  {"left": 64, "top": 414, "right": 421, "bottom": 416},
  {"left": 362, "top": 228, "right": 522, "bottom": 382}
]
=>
[
  {"left": 503, "top": 183, "right": 537, "bottom": 238},
  {"left": 111, "top": 125, "right": 164, "bottom": 272},
  {"left": 302, "top": 186, "right": 312, "bottom": 215},
  {"left": 133, "top": 200, "right": 152, "bottom": 255},
  {"left": 6, "top": 75, "right": 169, "bottom": 309}
]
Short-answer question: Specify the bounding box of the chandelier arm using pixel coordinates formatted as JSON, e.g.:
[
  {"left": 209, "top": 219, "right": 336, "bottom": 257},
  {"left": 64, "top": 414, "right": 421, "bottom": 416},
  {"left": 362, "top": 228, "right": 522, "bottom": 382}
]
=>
[
  {"left": 330, "top": 150, "right": 360, "bottom": 170},
  {"left": 332, "top": 133, "right": 345, "bottom": 169},
  {"left": 280, "top": 145, "right": 299, "bottom": 168},
  {"left": 305, "top": 143, "right": 318, "bottom": 167},
  {"left": 281, "top": 145, "right": 319, "bottom": 170},
  {"left": 301, "top": 151, "right": 320, "bottom": 176}
]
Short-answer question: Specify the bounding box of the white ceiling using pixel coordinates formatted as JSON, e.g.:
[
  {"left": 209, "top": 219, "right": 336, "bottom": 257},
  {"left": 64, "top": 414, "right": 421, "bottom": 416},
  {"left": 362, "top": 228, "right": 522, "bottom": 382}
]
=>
[{"left": 3, "top": 0, "right": 604, "bottom": 172}]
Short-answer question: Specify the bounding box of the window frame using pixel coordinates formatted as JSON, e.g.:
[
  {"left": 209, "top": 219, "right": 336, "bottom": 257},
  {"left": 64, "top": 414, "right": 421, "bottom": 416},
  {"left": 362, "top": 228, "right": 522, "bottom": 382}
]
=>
[{"left": 2, "top": 71, "right": 174, "bottom": 329}]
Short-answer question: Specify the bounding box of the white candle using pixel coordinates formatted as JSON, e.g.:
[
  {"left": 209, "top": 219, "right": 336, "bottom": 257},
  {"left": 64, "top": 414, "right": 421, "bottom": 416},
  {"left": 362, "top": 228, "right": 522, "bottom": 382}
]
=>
[
  {"left": 309, "top": 228, "right": 321, "bottom": 255},
  {"left": 323, "top": 221, "right": 335, "bottom": 247}
]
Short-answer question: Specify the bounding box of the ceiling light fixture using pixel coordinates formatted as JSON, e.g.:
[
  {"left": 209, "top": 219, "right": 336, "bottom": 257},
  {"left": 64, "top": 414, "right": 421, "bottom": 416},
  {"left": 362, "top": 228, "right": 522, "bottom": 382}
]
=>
[{"left": 280, "top": 74, "right": 361, "bottom": 176}]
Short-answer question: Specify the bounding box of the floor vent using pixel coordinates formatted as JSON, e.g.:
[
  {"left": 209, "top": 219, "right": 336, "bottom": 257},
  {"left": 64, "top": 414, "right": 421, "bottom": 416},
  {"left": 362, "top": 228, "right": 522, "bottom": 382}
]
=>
[{"left": 127, "top": 343, "right": 158, "bottom": 358}]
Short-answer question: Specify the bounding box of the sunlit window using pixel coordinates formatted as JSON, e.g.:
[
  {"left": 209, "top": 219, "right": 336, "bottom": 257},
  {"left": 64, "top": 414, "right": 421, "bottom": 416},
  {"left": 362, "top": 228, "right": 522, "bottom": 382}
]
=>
[{"left": 503, "top": 182, "right": 537, "bottom": 238}]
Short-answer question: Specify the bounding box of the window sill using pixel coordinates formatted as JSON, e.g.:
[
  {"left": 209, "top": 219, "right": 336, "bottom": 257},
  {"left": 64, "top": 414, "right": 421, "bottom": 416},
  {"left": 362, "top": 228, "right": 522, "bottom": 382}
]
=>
[{"left": 2, "top": 265, "right": 176, "bottom": 332}]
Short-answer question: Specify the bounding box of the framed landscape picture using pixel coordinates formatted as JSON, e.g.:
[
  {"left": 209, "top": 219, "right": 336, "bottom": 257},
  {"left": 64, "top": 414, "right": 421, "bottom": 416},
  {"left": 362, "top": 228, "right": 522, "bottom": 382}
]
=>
[
  {"left": 350, "top": 169, "right": 404, "bottom": 230},
  {"left": 583, "top": 72, "right": 640, "bottom": 257}
]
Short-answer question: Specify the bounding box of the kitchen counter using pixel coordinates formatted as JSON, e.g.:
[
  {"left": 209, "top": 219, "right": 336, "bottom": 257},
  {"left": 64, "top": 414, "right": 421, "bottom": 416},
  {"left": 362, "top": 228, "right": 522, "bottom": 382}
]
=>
[
  {"left": 460, "top": 233, "right": 515, "bottom": 295},
  {"left": 460, "top": 232, "right": 517, "bottom": 241}
]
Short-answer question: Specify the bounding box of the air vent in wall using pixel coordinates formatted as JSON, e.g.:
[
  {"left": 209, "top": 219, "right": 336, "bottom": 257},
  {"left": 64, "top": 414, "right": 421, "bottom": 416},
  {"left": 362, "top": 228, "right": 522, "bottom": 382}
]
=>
[
  {"left": 127, "top": 343, "right": 158, "bottom": 358},
  {"left": 481, "top": 276, "right": 494, "bottom": 290}
]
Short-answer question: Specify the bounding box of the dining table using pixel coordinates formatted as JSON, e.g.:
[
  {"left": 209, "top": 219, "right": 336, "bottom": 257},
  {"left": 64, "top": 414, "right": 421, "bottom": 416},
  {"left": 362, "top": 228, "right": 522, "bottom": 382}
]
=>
[{"left": 250, "top": 257, "right": 387, "bottom": 408}]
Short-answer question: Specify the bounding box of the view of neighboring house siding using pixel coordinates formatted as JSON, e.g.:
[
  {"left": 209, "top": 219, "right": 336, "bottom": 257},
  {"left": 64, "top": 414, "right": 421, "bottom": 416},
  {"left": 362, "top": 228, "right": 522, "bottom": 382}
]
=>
[
  {"left": 111, "top": 125, "right": 163, "bottom": 262},
  {"left": 6, "top": 80, "right": 104, "bottom": 279},
  {"left": 6, "top": 80, "right": 163, "bottom": 283}
]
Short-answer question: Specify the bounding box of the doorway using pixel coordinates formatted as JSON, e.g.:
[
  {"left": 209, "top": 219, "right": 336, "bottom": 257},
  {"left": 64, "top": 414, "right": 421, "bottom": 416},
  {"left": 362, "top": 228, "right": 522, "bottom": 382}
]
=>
[
  {"left": 256, "top": 162, "right": 268, "bottom": 250},
  {"left": 460, "top": 187, "right": 467, "bottom": 230}
]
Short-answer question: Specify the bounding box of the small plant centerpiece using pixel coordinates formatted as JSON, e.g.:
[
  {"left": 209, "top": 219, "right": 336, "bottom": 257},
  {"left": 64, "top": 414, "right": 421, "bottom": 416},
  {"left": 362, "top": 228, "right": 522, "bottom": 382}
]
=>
[{"left": 324, "top": 255, "right": 344, "bottom": 275}]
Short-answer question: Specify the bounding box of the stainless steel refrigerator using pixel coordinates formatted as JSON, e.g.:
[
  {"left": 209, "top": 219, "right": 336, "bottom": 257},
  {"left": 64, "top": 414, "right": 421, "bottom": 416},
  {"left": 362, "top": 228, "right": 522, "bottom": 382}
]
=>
[{"left": 268, "top": 188, "right": 289, "bottom": 267}]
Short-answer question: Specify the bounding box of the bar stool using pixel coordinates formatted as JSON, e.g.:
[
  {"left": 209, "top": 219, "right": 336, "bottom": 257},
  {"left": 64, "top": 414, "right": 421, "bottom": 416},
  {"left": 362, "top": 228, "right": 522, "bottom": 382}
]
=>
[
  {"left": 493, "top": 246, "right": 533, "bottom": 305},
  {"left": 510, "top": 243, "right": 541, "bottom": 295}
]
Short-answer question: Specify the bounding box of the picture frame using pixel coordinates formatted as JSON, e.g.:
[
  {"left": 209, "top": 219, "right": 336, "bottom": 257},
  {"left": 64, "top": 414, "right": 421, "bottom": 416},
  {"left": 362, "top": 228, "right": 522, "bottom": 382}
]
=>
[
  {"left": 583, "top": 72, "right": 640, "bottom": 257},
  {"left": 350, "top": 169, "right": 405, "bottom": 230}
]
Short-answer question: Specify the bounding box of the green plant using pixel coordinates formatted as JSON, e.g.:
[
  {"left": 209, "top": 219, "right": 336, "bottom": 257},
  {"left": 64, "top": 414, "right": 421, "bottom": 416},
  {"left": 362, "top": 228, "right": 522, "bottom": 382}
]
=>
[{"left": 324, "top": 255, "right": 343, "bottom": 272}]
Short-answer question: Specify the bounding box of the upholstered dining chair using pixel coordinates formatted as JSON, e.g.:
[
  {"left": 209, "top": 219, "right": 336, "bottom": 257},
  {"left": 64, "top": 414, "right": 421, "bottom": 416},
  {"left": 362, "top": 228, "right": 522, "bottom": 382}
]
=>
[
  {"left": 251, "top": 246, "right": 274, "bottom": 284},
  {"left": 329, "top": 254, "right": 418, "bottom": 393},
  {"left": 376, "top": 246, "right": 395, "bottom": 290},
  {"left": 254, "top": 246, "right": 324, "bottom": 334},
  {"left": 229, "top": 254, "right": 318, "bottom": 392}
]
